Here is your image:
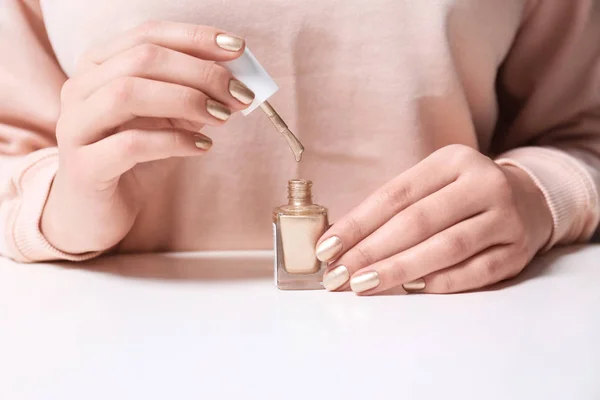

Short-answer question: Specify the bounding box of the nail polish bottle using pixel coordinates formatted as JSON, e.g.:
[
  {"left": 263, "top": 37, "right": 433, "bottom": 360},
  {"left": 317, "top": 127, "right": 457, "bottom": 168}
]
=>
[{"left": 273, "top": 180, "right": 328, "bottom": 290}]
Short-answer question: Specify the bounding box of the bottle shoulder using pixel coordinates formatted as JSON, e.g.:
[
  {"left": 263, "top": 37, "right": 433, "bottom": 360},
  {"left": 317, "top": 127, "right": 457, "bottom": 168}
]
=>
[{"left": 272, "top": 204, "right": 328, "bottom": 219}]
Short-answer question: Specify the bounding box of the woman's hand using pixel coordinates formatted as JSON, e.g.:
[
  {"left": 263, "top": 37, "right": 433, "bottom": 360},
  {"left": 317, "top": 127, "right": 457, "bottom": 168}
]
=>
[
  {"left": 41, "top": 21, "right": 255, "bottom": 254},
  {"left": 317, "top": 145, "right": 553, "bottom": 295}
]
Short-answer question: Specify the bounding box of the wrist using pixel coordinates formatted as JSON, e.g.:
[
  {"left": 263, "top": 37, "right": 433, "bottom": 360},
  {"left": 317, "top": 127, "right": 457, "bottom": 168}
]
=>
[
  {"left": 40, "top": 174, "right": 128, "bottom": 254},
  {"left": 500, "top": 164, "right": 553, "bottom": 251},
  {"left": 40, "top": 176, "right": 92, "bottom": 254}
]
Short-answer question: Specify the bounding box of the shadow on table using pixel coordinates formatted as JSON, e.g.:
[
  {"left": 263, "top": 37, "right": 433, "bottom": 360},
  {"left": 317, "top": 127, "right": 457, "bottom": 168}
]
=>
[
  {"left": 379, "top": 245, "right": 590, "bottom": 296},
  {"left": 52, "top": 252, "right": 273, "bottom": 282},
  {"left": 50, "top": 244, "right": 595, "bottom": 287},
  {"left": 483, "top": 245, "right": 586, "bottom": 292}
]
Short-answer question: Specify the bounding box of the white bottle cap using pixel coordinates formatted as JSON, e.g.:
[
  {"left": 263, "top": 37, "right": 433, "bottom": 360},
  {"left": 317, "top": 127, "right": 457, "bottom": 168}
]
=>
[{"left": 219, "top": 47, "right": 279, "bottom": 116}]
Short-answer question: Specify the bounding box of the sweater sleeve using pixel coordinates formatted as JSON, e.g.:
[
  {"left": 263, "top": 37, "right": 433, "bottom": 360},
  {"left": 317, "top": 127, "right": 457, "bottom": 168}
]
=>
[
  {"left": 492, "top": 0, "right": 600, "bottom": 250},
  {"left": 0, "top": 1, "right": 99, "bottom": 262}
]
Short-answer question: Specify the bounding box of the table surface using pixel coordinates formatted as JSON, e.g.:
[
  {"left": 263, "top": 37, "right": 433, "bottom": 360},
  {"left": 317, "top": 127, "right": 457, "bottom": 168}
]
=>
[{"left": 1, "top": 246, "right": 599, "bottom": 400}]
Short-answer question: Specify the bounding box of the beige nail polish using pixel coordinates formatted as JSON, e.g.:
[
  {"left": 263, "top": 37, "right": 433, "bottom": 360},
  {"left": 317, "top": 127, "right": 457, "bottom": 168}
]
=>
[
  {"left": 322, "top": 266, "right": 350, "bottom": 291},
  {"left": 229, "top": 80, "right": 255, "bottom": 105},
  {"left": 350, "top": 271, "right": 380, "bottom": 293},
  {"left": 316, "top": 236, "right": 343, "bottom": 262},
  {"left": 206, "top": 99, "right": 231, "bottom": 121},
  {"left": 193, "top": 135, "right": 212, "bottom": 150},
  {"left": 274, "top": 180, "right": 329, "bottom": 290},
  {"left": 403, "top": 278, "right": 426, "bottom": 292},
  {"left": 215, "top": 34, "right": 245, "bottom": 51}
]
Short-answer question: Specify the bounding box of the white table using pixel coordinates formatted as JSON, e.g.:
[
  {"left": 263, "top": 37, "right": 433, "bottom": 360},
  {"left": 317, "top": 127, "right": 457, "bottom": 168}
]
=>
[{"left": 1, "top": 246, "right": 599, "bottom": 400}]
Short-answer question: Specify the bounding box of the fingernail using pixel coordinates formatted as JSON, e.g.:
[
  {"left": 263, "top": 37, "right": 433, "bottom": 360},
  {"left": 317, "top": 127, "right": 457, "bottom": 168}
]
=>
[
  {"left": 216, "top": 34, "right": 245, "bottom": 51},
  {"left": 206, "top": 99, "right": 231, "bottom": 121},
  {"left": 229, "top": 80, "right": 255, "bottom": 105},
  {"left": 315, "top": 236, "right": 343, "bottom": 262},
  {"left": 322, "top": 266, "right": 349, "bottom": 291},
  {"left": 402, "top": 278, "right": 426, "bottom": 292},
  {"left": 194, "top": 135, "right": 212, "bottom": 150},
  {"left": 350, "top": 271, "right": 380, "bottom": 293}
]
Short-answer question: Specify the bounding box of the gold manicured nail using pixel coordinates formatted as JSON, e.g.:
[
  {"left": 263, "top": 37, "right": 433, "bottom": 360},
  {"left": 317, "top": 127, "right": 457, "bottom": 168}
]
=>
[
  {"left": 229, "top": 80, "right": 255, "bottom": 105},
  {"left": 194, "top": 135, "right": 213, "bottom": 150},
  {"left": 206, "top": 99, "right": 231, "bottom": 121},
  {"left": 315, "top": 236, "right": 343, "bottom": 262},
  {"left": 402, "top": 278, "right": 426, "bottom": 292},
  {"left": 216, "top": 34, "right": 245, "bottom": 51},
  {"left": 350, "top": 271, "right": 380, "bottom": 293},
  {"left": 322, "top": 266, "right": 350, "bottom": 291}
]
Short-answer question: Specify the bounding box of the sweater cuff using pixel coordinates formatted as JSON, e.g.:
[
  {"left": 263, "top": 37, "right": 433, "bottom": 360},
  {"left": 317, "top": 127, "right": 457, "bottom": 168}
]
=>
[
  {"left": 10, "top": 148, "right": 101, "bottom": 262},
  {"left": 495, "top": 147, "right": 600, "bottom": 251}
]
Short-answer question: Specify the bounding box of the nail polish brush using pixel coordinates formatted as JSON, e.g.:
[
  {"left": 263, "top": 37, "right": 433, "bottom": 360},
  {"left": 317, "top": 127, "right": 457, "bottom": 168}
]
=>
[{"left": 220, "top": 48, "right": 304, "bottom": 162}]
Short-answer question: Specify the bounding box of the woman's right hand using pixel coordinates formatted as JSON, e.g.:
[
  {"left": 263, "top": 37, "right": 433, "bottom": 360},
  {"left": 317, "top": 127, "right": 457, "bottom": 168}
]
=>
[{"left": 41, "top": 21, "right": 255, "bottom": 254}]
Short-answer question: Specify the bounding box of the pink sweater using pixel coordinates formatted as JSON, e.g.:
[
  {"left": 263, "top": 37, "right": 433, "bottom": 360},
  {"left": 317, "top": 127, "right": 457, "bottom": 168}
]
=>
[{"left": 1, "top": 0, "right": 599, "bottom": 262}]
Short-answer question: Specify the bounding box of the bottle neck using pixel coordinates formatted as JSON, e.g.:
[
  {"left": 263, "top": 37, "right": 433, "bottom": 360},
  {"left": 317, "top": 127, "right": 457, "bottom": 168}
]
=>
[{"left": 287, "top": 179, "right": 313, "bottom": 206}]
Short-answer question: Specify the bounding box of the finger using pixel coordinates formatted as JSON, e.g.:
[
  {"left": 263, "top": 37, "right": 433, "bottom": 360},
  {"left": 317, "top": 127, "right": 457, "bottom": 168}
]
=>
[
  {"left": 68, "top": 45, "right": 254, "bottom": 109},
  {"left": 117, "top": 117, "right": 200, "bottom": 132},
  {"left": 316, "top": 145, "right": 476, "bottom": 263},
  {"left": 349, "top": 211, "right": 508, "bottom": 295},
  {"left": 79, "top": 128, "right": 212, "bottom": 182},
  {"left": 59, "top": 77, "right": 231, "bottom": 146},
  {"left": 322, "top": 179, "right": 487, "bottom": 291},
  {"left": 415, "top": 245, "right": 524, "bottom": 294},
  {"left": 77, "top": 21, "right": 244, "bottom": 73}
]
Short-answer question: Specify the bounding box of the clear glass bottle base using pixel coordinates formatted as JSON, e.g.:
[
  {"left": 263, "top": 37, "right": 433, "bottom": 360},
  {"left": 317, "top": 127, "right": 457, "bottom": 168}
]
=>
[{"left": 275, "top": 265, "right": 325, "bottom": 290}]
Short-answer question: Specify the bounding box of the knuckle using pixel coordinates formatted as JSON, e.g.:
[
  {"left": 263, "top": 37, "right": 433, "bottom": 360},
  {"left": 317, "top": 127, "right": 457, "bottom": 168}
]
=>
[
  {"left": 199, "top": 63, "right": 224, "bottom": 85},
  {"left": 121, "top": 130, "right": 143, "bottom": 157},
  {"left": 212, "top": 65, "right": 231, "bottom": 86},
  {"left": 184, "top": 25, "right": 210, "bottom": 45},
  {"left": 108, "top": 77, "right": 136, "bottom": 106},
  {"left": 377, "top": 183, "right": 411, "bottom": 211},
  {"left": 441, "top": 272, "right": 456, "bottom": 293},
  {"left": 178, "top": 87, "right": 203, "bottom": 111},
  {"left": 353, "top": 244, "right": 376, "bottom": 266},
  {"left": 136, "top": 20, "right": 161, "bottom": 39},
  {"left": 343, "top": 215, "right": 365, "bottom": 243},
  {"left": 487, "top": 165, "right": 507, "bottom": 182},
  {"left": 169, "top": 131, "right": 186, "bottom": 150},
  {"left": 439, "top": 232, "right": 471, "bottom": 260},
  {"left": 481, "top": 258, "right": 500, "bottom": 279},
  {"left": 447, "top": 144, "right": 476, "bottom": 163},
  {"left": 444, "top": 143, "right": 469, "bottom": 154},
  {"left": 404, "top": 208, "right": 431, "bottom": 237},
  {"left": 128, "top": 43, "right": 162, "bottom": 72},
  {"left": 390, "top": 262, "right": 409, "bottom": 283}
]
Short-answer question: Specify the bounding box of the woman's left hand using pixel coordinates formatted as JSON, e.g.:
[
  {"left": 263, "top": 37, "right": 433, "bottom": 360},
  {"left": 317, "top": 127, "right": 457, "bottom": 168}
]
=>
[{"left": 316, "top": 145, "right": 553, "bottom": 295}]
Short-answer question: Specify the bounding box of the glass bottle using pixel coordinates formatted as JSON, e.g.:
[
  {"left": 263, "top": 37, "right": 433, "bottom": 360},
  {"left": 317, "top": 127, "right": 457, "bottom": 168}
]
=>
[{"left": 273, "top": 180, "right": 328, "bottom": 290}]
